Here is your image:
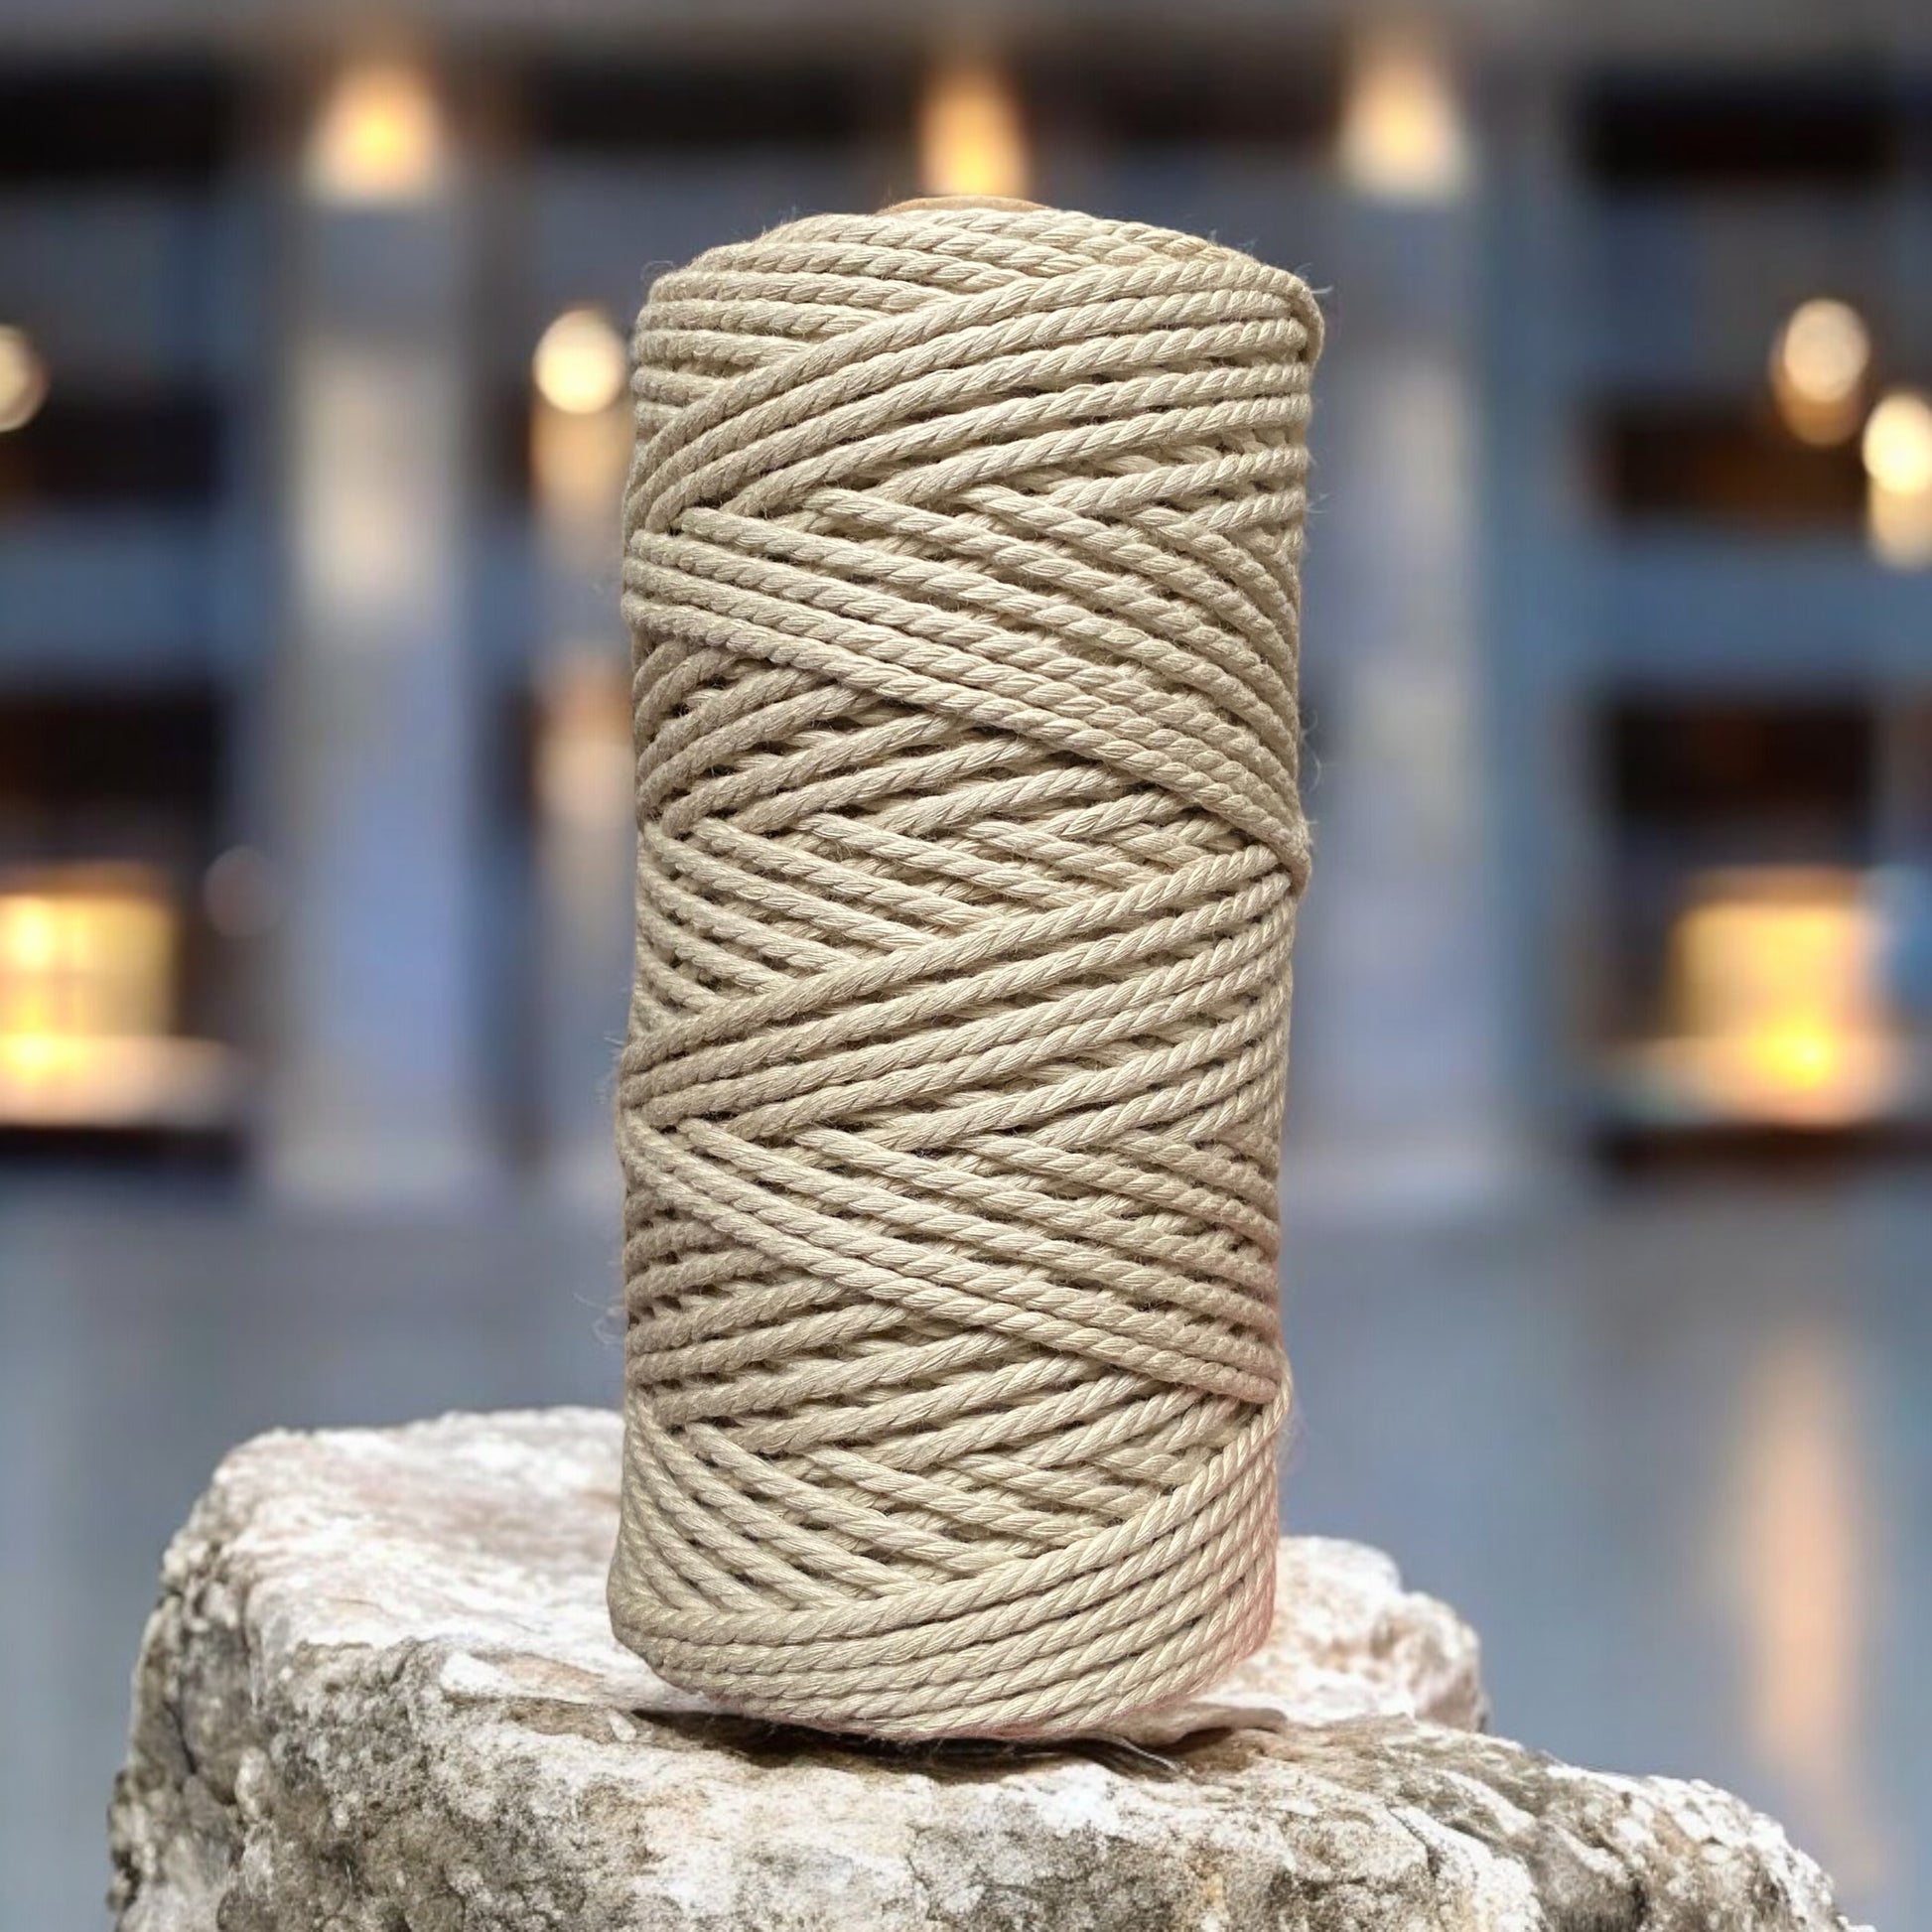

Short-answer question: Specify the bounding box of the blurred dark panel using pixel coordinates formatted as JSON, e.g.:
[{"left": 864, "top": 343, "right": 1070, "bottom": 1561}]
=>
[
  {"left": 1900, "top": 702, "right": 1932, "bottom": 851},
  {"left": 0, "top": 392, "right": 222, "bottom": 511},
  {"left": 1576, "top": 69, "right": 1899, "bottom": 190},
  {"left": 0, "top": 61, "right": 235, "bottom": 184},
  {"left": 530, "top": 60, "right": 894, "bottom": 153},
  {"left": 1575, "top": 69, "right": 1902, "bottom": 191},
  {"left": 1594, "top": 402, "right": 1866, "bottom": 530},
  {"left": 1590, "top": 1117, "right": 1932, "bottom": 1173},
  {"left": 0, "top": 687, "right": 223, "bottom": 824},
  {"left": 493, "top": 385, "right": 532, "bottom": 503},
  {"left": 1028, "top": 41, "right": 1338, "bottom": 149},
  {"left": 0, "top": 1121, "right": 242, "bottom": 1170},
  {"left": 1606, "top": 700, "right": 1873, "bottom": 842}
]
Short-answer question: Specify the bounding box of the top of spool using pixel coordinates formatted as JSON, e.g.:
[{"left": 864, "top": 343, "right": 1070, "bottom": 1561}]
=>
[{"left": 881, "top": 196, "right": 1046, "bottom": 214}]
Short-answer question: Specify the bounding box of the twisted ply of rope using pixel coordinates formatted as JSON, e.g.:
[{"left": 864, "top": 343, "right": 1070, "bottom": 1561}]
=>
[{"left": 610, "top": 203, "right": 1320, "bottom": 1739}]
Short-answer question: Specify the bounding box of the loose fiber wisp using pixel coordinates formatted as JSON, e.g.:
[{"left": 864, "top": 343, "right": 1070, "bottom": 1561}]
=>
[{"left": 609, "top": 201, "right": 1320, "bottom": 1739}]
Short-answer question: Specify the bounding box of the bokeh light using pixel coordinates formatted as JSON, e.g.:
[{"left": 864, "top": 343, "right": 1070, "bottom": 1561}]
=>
[
  {"left": 1662, "top": 870, "right": 1900, "bottom": 1127},
  {"left": 918, "top": 57, "right": 1029, "bottom": 202},
  {"left": 1863, "top": 388, "right": 1932, "bottom": 567},
  {"left": 532, "top": 307, "right": 628, "bottom": 416},
  {"left": 307, "top": 61, "right": 447, "bottom": 205},
  {"left": 0, "top": 325, "right": 49, "bottom": 434},
  {"left": 1337, "top": 28, "right": 1469, "bottom": 204},
  {"left": 1862, "top": 388, "right": 1932, "bottom": 494},
  {"left": 1770, "top": 299, "right": 1869, "bottom": 445}
]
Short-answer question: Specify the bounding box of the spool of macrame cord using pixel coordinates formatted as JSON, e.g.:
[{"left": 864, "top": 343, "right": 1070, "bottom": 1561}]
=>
[{"left": 609, "top": 200, "right": 1320, "bottom": 1740}]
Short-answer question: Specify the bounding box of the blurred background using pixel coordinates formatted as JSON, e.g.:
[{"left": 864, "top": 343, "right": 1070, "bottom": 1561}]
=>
[{"left": 0, "top": 0, "right": 1928, "bottom": 1924}]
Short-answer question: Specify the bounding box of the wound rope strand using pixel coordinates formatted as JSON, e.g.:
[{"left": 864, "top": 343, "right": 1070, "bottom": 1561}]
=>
[{"left": 610, "top": 203, "right": 1320, "bottom": 1739}]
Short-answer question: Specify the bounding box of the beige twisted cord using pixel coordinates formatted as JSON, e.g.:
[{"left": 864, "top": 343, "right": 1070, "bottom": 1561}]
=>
[{"left": 609, "top": 203, "right": 1320, "bottom": 1739}]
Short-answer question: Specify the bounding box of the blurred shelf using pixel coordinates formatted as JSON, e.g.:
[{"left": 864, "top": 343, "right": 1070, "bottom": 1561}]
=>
[
  {"left": 0, "top": 513, "right": 226, "bottom": 678},
  {"left": 1594, "top": 1035, "right": 1932, "bottom": 1135},
  {"left": 1587, "top": 538, "right": 1932, "bottom": 688},
  {"left": 0, "top": 1035, "right": 243, "bottom": 1131}
]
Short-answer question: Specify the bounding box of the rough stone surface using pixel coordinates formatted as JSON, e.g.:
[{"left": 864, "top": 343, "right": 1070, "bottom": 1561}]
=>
[{"left": 110, "top": 1409, "right": 1856, "bottom": 1932}]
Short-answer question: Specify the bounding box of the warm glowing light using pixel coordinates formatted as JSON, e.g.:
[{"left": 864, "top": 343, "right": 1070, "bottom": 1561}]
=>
[
  {"left": 0, "top": 872, "right": 175, "bottom": 1042},
  {"left": 536, "top": 655, "right": 633, "bottom": 833},
  {"left": 1769, "top": 299, "right": 1868, "bottom": 446},
  {"left": 1661, "top": 869, "right": 1900, "bottom": 1126},
  {"left": 1776, "top": 301, "right": 1868, "bottom": 406},
  {"left": 1863, "top": 389, "right": 1932, "bottom": 568},
  {"left": 918, "top": 57, "right": 1029, "bottom": 202},
  {"left": 1867, "top": 473, "right": 1932, "bottom": 569},
  {"left": 0, "top": 868, "right": 238, "bottom": 1127},
  {"left": 530, "top": 315, "right": 628, "bottom": 557},
  {"left": 1862, "top": 387, "right": 1932, "bottom": 493},
  {"left": 532, "top": 308, "right": 627, "bottom": 417},
  {"left": 307, "top": 62, "right": 447, "bottom": 205},
  {"left": 1338, "top": 29, "right": 1470, "bottom": 204},
  {"left": 531, "top": 402, "right": 630, "bottom": 569},
  {"left": 0, "top": 325, "right": 49, "bottom": 434}
]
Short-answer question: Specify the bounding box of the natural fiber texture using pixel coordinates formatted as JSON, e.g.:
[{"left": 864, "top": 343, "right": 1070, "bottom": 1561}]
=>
[{"left": 610, "top": 203, "right": 1320, "bottom": 1739}]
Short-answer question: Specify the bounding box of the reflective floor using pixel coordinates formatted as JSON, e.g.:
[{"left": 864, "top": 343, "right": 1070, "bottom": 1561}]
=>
[{"left": 2, "top": 1173, "right": 1924, "bottom": 1930}]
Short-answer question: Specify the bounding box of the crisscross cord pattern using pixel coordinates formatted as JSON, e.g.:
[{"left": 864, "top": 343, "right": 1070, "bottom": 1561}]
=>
[{"left": 610, "top": 205, "right": 1319, "bottom": 1738}]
